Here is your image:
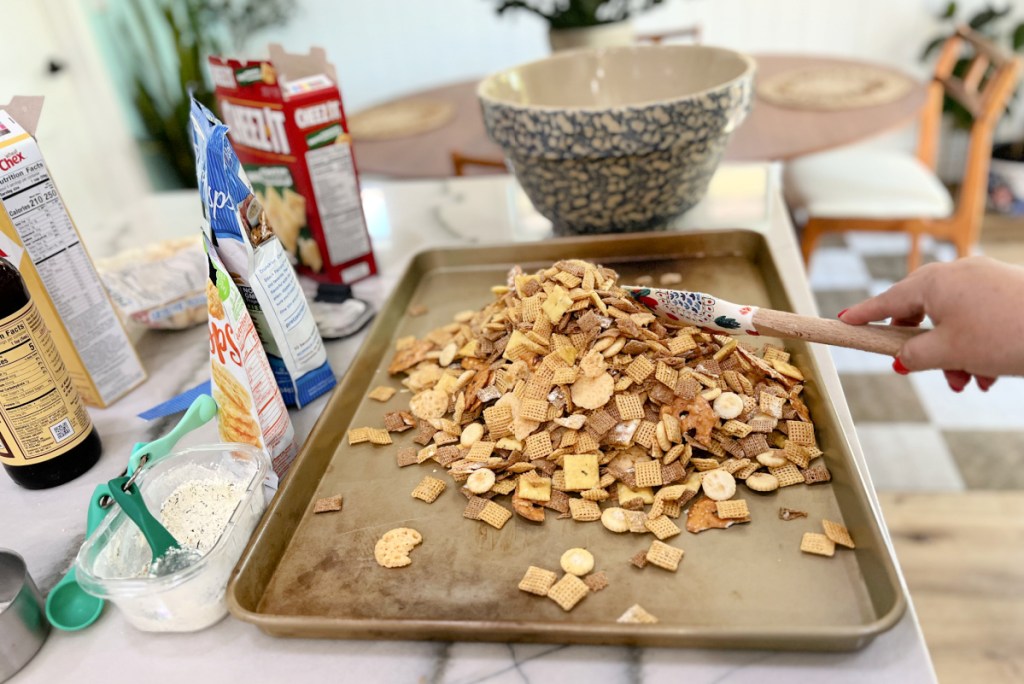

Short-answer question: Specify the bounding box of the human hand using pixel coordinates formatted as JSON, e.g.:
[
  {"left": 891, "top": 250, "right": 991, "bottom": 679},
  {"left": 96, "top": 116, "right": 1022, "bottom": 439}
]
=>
[{"left": 838, "top": 256, "right": 1024, "bottom": 390}]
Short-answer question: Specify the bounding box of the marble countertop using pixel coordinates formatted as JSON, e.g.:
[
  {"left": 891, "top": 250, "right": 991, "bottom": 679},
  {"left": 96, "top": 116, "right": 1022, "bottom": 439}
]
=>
[{"left": 2, "top": 165, "right": 936, "bottom": 683}]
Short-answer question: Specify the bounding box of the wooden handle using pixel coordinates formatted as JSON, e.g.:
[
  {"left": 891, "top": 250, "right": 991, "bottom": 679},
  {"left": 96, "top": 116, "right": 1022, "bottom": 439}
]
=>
[{"left": 752, "top": 308, "right": 924, "bottom": 356}]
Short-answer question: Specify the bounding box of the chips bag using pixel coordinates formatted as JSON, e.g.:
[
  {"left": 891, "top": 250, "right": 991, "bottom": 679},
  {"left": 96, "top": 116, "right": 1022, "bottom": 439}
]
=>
[
  {"left": 205, "top": 234, "right": 297, "bottom": 481},
  {"left": 190, "top": 98, "right": 336, "bottom": 408}
]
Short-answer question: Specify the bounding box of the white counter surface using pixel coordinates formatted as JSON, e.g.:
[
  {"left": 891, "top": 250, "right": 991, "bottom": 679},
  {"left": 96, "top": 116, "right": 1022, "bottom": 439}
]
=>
[{"left": 1, "top": 165, "right": 936, "bottom": 683}]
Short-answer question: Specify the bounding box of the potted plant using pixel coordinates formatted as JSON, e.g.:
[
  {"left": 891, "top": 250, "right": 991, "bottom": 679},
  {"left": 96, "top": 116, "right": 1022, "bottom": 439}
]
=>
[
  {"left": 921, "top": 3, "right": 1024, "bottom": 214},
  {"left": 494, "top": 0, "right": 665, "bottom": 52}
]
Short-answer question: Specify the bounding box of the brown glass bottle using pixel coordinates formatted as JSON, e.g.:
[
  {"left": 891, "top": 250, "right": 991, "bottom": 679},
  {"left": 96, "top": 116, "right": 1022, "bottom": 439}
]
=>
[{"left": 0, "top": 257, "right": 101, "bottom": 489}]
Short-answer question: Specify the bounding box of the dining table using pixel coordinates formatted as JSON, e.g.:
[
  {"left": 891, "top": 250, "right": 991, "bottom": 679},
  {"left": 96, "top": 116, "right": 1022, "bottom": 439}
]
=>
[
  {"left": 349, "top": 54, "right": 928, "bottom": 179},
  {"left": 1, "top": 163, "right": 937, "bottom": 683}
]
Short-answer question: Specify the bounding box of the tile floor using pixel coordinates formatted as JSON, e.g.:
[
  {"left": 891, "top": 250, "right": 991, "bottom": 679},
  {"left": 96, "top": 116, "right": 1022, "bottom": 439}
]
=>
[{"left": 809, "top": 225, "right": 1024, "bottom": 491}]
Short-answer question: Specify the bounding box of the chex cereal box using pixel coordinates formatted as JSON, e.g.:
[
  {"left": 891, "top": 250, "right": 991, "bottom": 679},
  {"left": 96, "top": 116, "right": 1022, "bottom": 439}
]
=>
[
  {"left": 208, "top": 44, "right": 376, "bottom": 285},
  {"left": 0, "top": 97, "right": 145, "bottom": 407},
  {"left": 190, "top": 98, "right": 336, "bottom": 409}
]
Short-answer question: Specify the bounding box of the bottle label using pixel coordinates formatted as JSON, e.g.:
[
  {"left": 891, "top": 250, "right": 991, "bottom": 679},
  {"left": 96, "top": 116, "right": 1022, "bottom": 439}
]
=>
[{"left": 0, "top": 301, "right": 93, "bottom": 465}]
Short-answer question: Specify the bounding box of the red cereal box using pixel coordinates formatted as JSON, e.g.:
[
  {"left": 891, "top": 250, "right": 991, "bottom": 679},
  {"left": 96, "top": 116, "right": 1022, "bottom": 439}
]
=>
[{"left": 208, "top": 45, "right": 376, "bottom": 285}]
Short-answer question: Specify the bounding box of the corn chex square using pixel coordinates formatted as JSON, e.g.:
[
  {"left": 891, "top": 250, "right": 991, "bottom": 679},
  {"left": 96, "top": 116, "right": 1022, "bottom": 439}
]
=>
[
  {"left": 467, "top": 441, "right": 495, "bottom": 461},
  {"left": 568, "top": 497, "right": 602, "bottom": 522},
  {"left": 547, "top": 573, "right": 590, "bottom": 611},
  {"left": 614, "top": 394, "right": 645, "bottom": 421},
  {"left": 483, "top": 404, "right": 513, "bottom": 438},
  {"left": 367, "top": 385, "right": 397, "bottom": 402},
  {"left": 347, "top": 427, "right": 369, "bottom": 445},
  {"left": 769, "top": 463, "right": 805, "bottom": 488},
  {"left": 822, "top": 519, "right": 855, "bottom": 548},
  {"left": 644, "top": 515, "right": 681, "bottom": 540},
  {"left": 786, "top": 420, "right": 816, "bottom": 445},
  {"left": 479, "top": 501, "right": 513, "bottom": 529},
  {"left": 715, "top": 499, "right": 749, "bottom": 519},
  {"left": 625, "top": 355, "right": 655, "bottom": 383},
  {"left": 520, "top": 398, "right": 549, "bottom": 422},
  {"left": 524, "top": 432, "right": 554, "bottom": 459},
  {"left": 617, "top": 604, "right": 659, "bottom": 624},
  {"left": 783, "top": 441, "right": 811, "bottom": 468},
  {"left": 655, "top": 361, "right": 679, "bottom": 388},
  {"left": 518, "top": 565, "right": 558, "bottom": 596},
  {"left": 552, "top": 367, "right": 578, "bottom": 385},
  {"left": 668, "top": 334, "right": 697, "bottom": 355},
  {"left": 411, "top": 476, "right": 447, "bottom": 503},
  {"left": 800, "top": 532, "right": 835, "bottom": 557},
  {"left": 720, "top": 420, "right": 752, "bottom": 439},
  {"left": 634, "top": 421, "right": 657, "bottom": 448},
  {"left": 759, "top": 392, "right": 785, "bottom": 419},
  {"left": 645, "top": 540, "right": 684, "bottom": 571},
  {"left": 634, "top": 460, "right": 664, "bottom": 488}
]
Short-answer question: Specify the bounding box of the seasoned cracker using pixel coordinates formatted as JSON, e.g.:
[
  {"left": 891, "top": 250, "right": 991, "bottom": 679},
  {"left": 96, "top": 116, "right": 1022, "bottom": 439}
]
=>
[
  {"left": 822, "top": 519, "right": 855, "bottom": 548},
  {"left": 547, "top": 573, "right": 590, "bottom": 612},
  {"left": 368, "top": 385, "right": 397, "bottom": 402},
  {"left": 313, "top": 494, "right": 343, "bottom": 514},
  {"left": 411, "top": 476, "right": 447, "bottom": 503},
  {"left": 563, "top": 453, "right": 600, "bottom": 490},
  {"left": 518, "top": 566, "right": 558, "bottom": 596},
  {"left": 645, "top": 540, "right": 684, "bottom": 571},
  {"left": 800, "top": 532, "right": 836, "bottom": 557}
]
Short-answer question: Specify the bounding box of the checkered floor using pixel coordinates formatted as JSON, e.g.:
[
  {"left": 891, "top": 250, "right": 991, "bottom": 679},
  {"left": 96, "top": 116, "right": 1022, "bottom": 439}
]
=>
[{"left": 809, "top": 231, "right": 1024, "bottom": 491}]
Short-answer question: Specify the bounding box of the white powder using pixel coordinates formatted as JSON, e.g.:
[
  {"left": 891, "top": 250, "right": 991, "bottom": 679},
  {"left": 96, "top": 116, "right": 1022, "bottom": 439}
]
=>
[{"left": 159, "top": 478, "right": 242, "bottom": 554}]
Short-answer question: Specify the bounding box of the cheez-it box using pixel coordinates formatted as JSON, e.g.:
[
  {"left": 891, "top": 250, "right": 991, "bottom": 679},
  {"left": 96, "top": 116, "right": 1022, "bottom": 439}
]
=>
[{"left": 208, "top": 44, "right": 377, "bottom": 284}]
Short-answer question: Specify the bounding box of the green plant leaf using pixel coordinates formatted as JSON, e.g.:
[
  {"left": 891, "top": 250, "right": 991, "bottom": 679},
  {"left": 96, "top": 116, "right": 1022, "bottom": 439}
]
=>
[
  {"left": 1013, "top": 22, "right": 1024, "bottom": 51},
  {"left": 968, "top": 5, "right": 1010, "bottom": 32},
  {"left": 941, "top": 1, "right": 957, "bottom": 19},
  {"left": 920, "top": 35, "right": 948, "bottom": 61}
]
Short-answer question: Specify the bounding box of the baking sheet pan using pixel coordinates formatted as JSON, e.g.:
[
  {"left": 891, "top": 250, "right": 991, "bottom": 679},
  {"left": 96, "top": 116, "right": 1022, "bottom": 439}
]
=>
[{"left": 227, "top": 230, "right": 906, "bottom": 650}]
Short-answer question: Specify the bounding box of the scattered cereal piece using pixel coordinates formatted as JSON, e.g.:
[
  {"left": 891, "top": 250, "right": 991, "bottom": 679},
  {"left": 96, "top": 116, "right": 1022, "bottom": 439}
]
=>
[
  {"left": 518, "top": 566, "right": 558, "bottom": 596},
  {"left": 479, "top": 501, "right": 513, "bottom": 529},
  {"left": 800, "top": 532, "right": 835, "bottom": 557},
  {"left": 568, "top": 498, "right": 602, "bottom": 522},
  {"left": 745, "top": 472, "right": 779, "bottom": 492},
  {"left": 617, "top": 603, "right": 659, "bottom": 624},
  {"left": 700, "top": 470, "right": 736, "bottom": 501},
  {"left": 368, "top": 386, "right": 397, "bottom": 402},
  {"left": 367, "top": 428, "right": 392, "bottom": 446},
  {"left": 644, "top": 515, "right": 682, "bottom": 540},
  {"left": 715, "top": 499, "right": 750, "bottom": 520},
  {"left": 629, "top": 550, "right": 649, "bottom": 568},
  {"left": 411, "top": 476, "right": 447, "bottom": 503},
  {"left": 645, "top": 540, "right": 684, "bottom": 571},
  {"left": 396, "top": 447, "right": 418, "bottom": 468},
  {"left": 407, "top": 303, "right": 429, "bottom": 317},
  {"left": 583, "top": 570, "right": 608, "bottom": 592},
  {"left": 712, "top": 392, "right": 744, "bottom": 420},
  {"left": 634, "top": 460, "right": 664, "bottom": 488},
  {"left": 803, "top": 465, "right": 832, "bottom": 485},
  {"left": 601, "top": 507, "right": 630, "bottom": 533},
  {"left": 822, "top": 519, "right": 855, "bottom": 548},
  {"left": 547, "top": 573, "right": 590, "bottom": 612},
  {"left": 560, "top": 548, "right": 595, "bottom": 576},
  {"left": 374, "top": 527, "right": 422, "bottom": 568},
  {"left": 769, "top": 463, "right": 805, "bottom": 488},
  {"left": 686, "top": 495, "right": 750, "bottom": 533},
  {"left": 563, "top": 453, "right": 600, "bottom": 491},
  {"left": 313, "top": 494, "right": 343, "bottom": 514},
  {"left": 779, "top": 507, "right": 808, "bottom": 521},
  {"left": 466, "top": 469, "right": 496, "bottom": 494},
  {"left": 347, "top": 427, "right": 369, "bottom": 445},
  {"left": 463, "top": 496, "right": 490, "bottom": 520}
]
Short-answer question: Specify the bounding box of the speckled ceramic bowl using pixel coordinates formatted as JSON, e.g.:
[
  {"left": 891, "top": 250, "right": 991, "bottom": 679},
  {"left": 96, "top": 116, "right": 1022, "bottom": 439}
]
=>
[{"left": 478, "top": 45, "right": 756, "bottom": 234}]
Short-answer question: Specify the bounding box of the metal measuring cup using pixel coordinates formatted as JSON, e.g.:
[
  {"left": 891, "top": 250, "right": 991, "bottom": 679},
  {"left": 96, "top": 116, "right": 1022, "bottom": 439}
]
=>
[{"left": 0, "top": 549, "right": 49, "bottom": 682}]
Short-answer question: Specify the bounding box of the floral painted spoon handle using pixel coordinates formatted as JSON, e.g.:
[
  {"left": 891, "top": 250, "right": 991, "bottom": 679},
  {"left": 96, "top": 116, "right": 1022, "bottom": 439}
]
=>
[{"left": 623, "top": 286, "right": 923, "bottom": 357}]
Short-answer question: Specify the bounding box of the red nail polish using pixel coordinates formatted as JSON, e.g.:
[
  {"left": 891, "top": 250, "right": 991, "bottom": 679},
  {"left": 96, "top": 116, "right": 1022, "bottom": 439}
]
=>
[
  {"left": 892, "top": 358, "right": 910, "bottom": 375},
  {"left": 837, "top": 308, "right": 848, "bottom": 319},
  {"left": 952, "top": 385, "right": 963, "bottom": 393}
]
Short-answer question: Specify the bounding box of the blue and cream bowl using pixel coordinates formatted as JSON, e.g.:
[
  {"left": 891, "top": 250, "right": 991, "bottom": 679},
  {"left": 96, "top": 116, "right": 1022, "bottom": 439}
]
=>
[{"left": 478, "top": 45, "right": 756, "bottom": 235}]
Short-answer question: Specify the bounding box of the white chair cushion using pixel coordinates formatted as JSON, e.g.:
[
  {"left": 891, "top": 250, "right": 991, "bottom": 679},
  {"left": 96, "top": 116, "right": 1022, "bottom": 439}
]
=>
[{"left": 783, "top": 148, "right": 954, "bottom": 219}]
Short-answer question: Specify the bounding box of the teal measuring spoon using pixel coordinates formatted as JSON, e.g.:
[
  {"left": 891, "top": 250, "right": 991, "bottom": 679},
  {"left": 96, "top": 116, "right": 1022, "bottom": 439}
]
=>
[
  {"left": 106, "top": 476, "right": 200, "bottom": 576},
  {"left": 127, "top": 394, "right": 218, "bottom": 476},
  {"left": 45, "top": 484, "right": 112, "bottom": 631}
]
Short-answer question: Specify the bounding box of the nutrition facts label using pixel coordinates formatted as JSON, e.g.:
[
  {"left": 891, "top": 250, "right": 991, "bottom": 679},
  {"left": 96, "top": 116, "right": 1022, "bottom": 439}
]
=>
[
  {"left": 0, "top": 145, "right": 145, "bottom": 405},
  {"left": 305, "top": 143, "right": 370, "bottom": 264},
  {"left": 0, "top": 302, "right": 91, "bottom": 463}
]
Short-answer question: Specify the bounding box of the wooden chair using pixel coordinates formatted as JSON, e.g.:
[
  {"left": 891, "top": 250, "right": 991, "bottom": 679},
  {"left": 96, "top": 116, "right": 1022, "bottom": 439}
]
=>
[
  {"left": 784, "top": 26, "right": 1022, "bottom": 272},
  {"left": 450, "top": 150, "right": 507, "bottom": 176}
]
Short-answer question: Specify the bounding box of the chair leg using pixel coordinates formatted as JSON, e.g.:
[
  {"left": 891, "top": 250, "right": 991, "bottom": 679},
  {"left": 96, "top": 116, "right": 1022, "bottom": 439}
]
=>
[
  {"left": 907, "top": 232, "right": 922, "bottom": 273},
  {"left": 800, "top": 220, "right": 824, "bottom": 267}
]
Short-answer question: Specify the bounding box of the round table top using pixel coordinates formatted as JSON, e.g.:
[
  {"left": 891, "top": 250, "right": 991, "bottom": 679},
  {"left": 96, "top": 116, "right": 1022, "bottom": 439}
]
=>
[{"left": 350, "top": 53, "right": 928, "bottom": 178}]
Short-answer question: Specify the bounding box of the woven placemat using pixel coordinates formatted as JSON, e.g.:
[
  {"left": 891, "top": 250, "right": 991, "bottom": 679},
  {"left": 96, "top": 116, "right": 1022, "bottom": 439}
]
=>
[
  {"left": 347, "top": 99, "right": 456, "bottom": 141},
  {"left": 757, "top": 65, "right": 914, "bottom": 111}
]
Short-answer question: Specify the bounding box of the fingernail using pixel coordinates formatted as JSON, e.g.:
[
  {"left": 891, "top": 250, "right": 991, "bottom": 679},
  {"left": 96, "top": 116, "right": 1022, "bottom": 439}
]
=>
[
  {"left": 892, "top": 358, "right": 910, "bottom": 375},
  {"left": 837, "top": 308, "right": 848, "bottom": 319},
  {"left": 951, "top": 385, "right": 963, "bottom": 393}
]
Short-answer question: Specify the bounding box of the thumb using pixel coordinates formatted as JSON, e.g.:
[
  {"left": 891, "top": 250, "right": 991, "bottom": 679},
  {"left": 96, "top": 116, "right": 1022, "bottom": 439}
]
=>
[{"left": 897, "top": 329, "right": 957, "bottom": 372}]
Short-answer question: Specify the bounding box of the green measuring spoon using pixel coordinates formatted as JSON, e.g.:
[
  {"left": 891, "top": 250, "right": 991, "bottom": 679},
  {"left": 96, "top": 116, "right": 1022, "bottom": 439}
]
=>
[
  {"left": 127, "top": 394, "right": 218, "bottom": 476},
  {"left": 45, "top": 484, "right": 112, "bottom": 631},
  {"left": 106, "top": 477, "right": 200, "bottom": 576}
]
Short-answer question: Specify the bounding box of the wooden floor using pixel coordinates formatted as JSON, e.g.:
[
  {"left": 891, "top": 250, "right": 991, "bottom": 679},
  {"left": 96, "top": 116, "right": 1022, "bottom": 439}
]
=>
[{"left": 879, "top": 492, "right": 1024, "bottom": 683}]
